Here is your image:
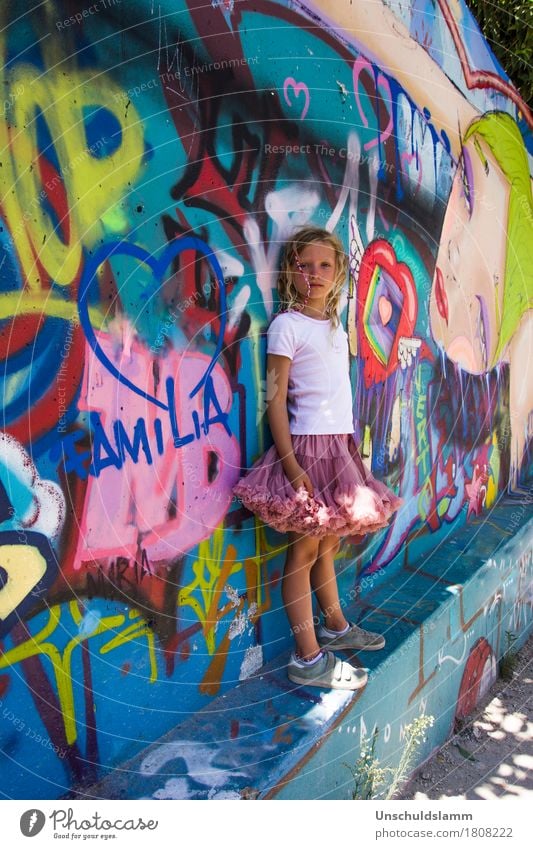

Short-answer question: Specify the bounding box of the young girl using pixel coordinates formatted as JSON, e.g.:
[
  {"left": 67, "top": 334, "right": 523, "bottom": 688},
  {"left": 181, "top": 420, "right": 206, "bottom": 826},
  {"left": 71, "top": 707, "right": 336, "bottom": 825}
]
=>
[{"left": 233, "top": 227, "right": 402, "bottom": 690}]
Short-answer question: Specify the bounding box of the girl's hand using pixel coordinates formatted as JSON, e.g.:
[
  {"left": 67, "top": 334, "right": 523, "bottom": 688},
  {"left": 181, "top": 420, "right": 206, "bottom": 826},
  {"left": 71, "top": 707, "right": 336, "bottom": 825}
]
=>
[{"left": 287, "top": 464, "right": 314, "bottom": 497}]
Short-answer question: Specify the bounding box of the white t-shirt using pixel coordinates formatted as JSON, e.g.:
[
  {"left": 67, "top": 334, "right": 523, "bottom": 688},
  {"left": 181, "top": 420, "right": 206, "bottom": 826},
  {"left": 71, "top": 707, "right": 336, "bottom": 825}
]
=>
[{"left": 266, "top": 310, "right": 354, "bottom": 435}]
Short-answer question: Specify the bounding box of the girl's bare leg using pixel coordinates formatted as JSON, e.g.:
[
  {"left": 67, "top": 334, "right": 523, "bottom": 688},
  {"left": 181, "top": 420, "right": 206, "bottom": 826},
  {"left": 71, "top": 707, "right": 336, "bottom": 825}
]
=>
[
  {"left": 283, "top": 531, "right": 321, "bottom": 659},
  {"left": 310, "top": 534, "right": 349, "bottom": 631}
]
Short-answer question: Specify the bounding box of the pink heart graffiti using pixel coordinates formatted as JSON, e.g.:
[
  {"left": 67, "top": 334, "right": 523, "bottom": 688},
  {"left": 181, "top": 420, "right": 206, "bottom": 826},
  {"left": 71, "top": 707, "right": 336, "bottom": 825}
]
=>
[
  {"left": 352, "top": 57, "right": 393, "bottom": 152},
  {"left": 378, "top": 295, "right": 393, "bottom": 326},
  {"left": 283, "top": 77, "right": 310, "bottom": 120}
]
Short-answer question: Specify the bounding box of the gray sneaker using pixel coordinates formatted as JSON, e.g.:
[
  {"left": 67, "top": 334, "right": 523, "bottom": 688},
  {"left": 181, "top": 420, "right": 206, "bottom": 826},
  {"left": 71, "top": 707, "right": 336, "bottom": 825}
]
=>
[
  {"left": 287, "top": 650, "right": 368, "bottom": 690},
  {"left": 317, "top": 621, "right": 386, "bottom": 651}
]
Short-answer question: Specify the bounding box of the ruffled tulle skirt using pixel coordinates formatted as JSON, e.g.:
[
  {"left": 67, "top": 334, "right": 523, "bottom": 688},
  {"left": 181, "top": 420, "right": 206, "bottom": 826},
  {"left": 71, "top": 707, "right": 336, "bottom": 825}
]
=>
[{"left": 232, "top": 433, "right": 403, "bottom": 538}]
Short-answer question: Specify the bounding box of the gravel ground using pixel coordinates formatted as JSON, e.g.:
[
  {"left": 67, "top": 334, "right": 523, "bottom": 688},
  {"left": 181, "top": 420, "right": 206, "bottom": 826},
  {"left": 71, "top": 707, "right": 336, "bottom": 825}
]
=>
[{"left": 399, "top": 632, "right": 533, "bottom": 800}]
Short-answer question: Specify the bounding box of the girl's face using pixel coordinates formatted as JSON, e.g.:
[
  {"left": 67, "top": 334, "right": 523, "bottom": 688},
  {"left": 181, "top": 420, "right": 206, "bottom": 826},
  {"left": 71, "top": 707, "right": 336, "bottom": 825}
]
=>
[
  {"left": 429, "top": 135, "right": 509, "bottom": 373},
  {"left": 291, "top": 241, "right": 338, "bottom": 307}
]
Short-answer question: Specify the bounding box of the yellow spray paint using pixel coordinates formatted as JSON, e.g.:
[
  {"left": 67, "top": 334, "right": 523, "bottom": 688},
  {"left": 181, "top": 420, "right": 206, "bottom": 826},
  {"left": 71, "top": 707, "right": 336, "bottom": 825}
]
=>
[
  {"left": 485, "top": 432, "right": 500, "bottom": 507},
  {"left": 179, "top": 520, "right": 275, "bottom": 694},
  {"left": 0, "top": 32, "right": 144, "bottom": 292},
  {"left": 0, "top": 601, "right": 157, "bottom": 745},
  {"left": 178, "top": 525, "right": 242, "bottom": 655}
]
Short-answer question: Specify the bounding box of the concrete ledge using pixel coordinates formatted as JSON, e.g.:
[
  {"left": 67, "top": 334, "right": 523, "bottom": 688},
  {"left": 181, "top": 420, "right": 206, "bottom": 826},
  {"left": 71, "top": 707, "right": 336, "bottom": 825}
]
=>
[{"left": 71, "top": 495, "right": 533, "bottom": 800}]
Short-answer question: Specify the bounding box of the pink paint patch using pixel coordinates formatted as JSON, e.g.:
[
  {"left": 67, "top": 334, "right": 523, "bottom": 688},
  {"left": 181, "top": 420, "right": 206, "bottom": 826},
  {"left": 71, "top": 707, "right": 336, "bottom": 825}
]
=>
[
  {"left": 378, "top": 295, "right": 393, "bottom": 326},
  {"left": 76, "top": 334, "right": 240, "bottom": 565},
  {"left": 447, "top": 336, "right": 479, "bottom": 373},
  {"left": 283, "top": 77, "right": 310, "bottom": 120},
  {"left": 352, "top": 57, "right": 393, "bottom": 152}
]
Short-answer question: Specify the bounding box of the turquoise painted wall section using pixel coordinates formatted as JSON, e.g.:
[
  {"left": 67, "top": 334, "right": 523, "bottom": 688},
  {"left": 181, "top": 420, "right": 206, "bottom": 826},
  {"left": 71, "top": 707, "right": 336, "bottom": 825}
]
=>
[{"left": 0, "top": 0, "right": 531, "bottom": 798}]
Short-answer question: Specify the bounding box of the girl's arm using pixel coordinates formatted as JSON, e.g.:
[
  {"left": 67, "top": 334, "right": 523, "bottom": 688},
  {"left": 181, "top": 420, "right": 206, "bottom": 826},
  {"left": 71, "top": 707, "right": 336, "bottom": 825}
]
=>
[
  {"left": 266, "top": 353, "right": 299, "bottom": 474},
  {"left": 266, "top": 353, "right": 314, "bottom": 494}
]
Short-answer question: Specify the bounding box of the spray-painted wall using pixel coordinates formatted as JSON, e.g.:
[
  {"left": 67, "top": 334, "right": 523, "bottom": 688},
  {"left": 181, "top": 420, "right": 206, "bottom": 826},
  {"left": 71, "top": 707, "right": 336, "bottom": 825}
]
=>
[{"left": 0, "top": 0, "right": 531, "bottom": 798}]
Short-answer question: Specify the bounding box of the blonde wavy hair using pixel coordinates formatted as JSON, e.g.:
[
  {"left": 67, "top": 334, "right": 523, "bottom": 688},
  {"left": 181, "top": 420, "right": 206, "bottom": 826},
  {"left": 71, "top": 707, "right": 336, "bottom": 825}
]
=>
[{"left": 276, "top": 226, "right": 348, "bottom": 330}]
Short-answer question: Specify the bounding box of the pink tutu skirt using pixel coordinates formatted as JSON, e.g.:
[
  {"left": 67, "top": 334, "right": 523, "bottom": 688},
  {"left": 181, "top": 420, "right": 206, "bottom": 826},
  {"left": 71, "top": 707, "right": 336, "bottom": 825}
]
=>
[{"left": 232, "top": 433, "right": 403, "bottom": 538}]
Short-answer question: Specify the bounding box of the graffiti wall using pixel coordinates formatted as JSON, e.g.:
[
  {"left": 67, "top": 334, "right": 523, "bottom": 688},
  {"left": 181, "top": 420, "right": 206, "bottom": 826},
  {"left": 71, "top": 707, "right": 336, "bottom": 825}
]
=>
[{"left": 0, "top": 0, "right": 531, "bottom": 797}]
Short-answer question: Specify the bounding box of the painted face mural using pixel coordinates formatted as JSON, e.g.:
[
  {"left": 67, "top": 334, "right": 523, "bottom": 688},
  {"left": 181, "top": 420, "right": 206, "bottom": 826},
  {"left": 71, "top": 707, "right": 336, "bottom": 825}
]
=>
[
  {"left": 430, "top": 136, "right": 509, "bottom": 374},
  {"left": 0, "top": 0, "right": 531, "bottom": 798},
  {"left": 430, "top": 112, "right": 533, "bottom": 481}
]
